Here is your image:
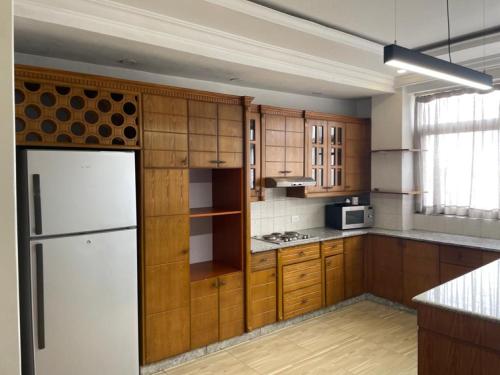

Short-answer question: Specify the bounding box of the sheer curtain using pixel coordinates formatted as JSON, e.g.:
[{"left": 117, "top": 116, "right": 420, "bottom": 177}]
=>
[{"left": 415, "top": 89, "right": 500, "bottom": 219}]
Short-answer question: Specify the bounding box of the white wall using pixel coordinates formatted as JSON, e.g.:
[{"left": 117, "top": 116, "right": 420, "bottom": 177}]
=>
[
  {"left": 15, "top": 53, "right": 366, "bottom": 116},
  {"left": 0, "top": 1, "right": 21, "bottom": 374}
]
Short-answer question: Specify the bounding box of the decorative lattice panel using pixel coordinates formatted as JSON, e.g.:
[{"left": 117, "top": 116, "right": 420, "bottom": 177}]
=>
[{"left": 15, "top": 79, "right": 140, "bottom": 148}]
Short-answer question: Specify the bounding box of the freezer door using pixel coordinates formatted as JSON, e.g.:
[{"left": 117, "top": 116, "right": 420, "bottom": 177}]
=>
[
  {"left": 30, "top": 229, "right": 138, "bottom": 375},
  {"left": 26, "top": 150, "right": 136, "bottom": 237}
]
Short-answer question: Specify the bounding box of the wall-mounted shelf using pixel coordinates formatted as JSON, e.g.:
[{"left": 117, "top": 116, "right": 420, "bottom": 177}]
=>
[
  {"left": 189, "top": 207, "right": 242, "bottom": 218},
  {"left": 371, "top": 148, "right": 425, "bottom": 153},
  {"left": 371, "top": 189, "right": 424, "bottom": 195},
  {"left": 190, "top": 260, "right": 241, "bottom": 281}
]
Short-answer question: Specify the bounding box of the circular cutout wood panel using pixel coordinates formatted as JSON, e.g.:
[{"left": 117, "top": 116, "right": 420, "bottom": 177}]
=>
[{"left": 14, "top": 79, "right": 140, "bottom": 148}]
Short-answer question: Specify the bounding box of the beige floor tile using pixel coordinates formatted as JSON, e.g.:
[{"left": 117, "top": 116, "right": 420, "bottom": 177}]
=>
[{"left": 164, "top": 351, "right": 258, "bottom": 375}]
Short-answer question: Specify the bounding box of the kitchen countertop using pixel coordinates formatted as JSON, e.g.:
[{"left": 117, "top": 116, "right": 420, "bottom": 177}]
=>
[
  {"left": 251, "top": 227, "right": 500, "bottom": 253},
  {"left": 413, "top": 260, "right": 500, "bottom": 322}
]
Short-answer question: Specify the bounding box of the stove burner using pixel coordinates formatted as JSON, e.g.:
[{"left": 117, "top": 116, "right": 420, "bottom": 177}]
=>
[{"left": 259, "top": 231, "right": 313, "bottom": 244}]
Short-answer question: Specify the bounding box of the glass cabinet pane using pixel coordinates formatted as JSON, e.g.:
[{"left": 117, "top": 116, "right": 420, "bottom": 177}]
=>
[
  {"left": 250, "top": 144, "right": 256, "bottom": 165},
  {"left": 318, "top": 169, "right": 323, "bottom": 187},
  {"left": 330, "top": 149, "right": 335, "bottom": 166},
  {"left": 312, "top": 168, "right": 317, "bottom": 183},
  {"left": 337, "top": 128, "right": 343, "bottom": 145},
  {"left": 337, "top": 169, "right": 342, "bottom": 185},
  {"left": 317, "top": 148, "right": 323, "bottom": 165},
  {"left": 337, "top": 148, "right": 342, "bottom": 166},
  {"left": 312, "top": 147, "right": 317, "bottom": 165},
  {"left": 250, "top": 119, "right": 256, "bottom": 141},
  {"left": 250, "top": 168, "right": 256, "bottom": 189},
  {"left": 318, "top": 126, "right": 323, "bottom": 144},
  {"left": 312, "top": 126, "right": 317, "bottom": 144},
  {"left": 330, "top": 127, "right": 336, "bottom": 144}
]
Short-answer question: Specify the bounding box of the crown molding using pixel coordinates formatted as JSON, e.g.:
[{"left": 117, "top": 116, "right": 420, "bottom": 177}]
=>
[
  {"left": 15, "top": 0, "right": 394, "bottom": 94},
  {"left": 203, "top": 0, "right": 383, "bottom": 55}
]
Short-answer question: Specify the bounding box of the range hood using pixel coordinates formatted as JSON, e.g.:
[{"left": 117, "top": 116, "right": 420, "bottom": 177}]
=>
[{"left": 264, "top": 176, "right": 316, "bottom": 188}]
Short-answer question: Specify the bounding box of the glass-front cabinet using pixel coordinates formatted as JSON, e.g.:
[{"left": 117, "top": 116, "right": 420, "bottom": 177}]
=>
[
  {"left": 247, "top": 110, "right": 261, "bottom": 201},
  {"left": 305, "top": 119, "right": 344, "bottom": 194}
]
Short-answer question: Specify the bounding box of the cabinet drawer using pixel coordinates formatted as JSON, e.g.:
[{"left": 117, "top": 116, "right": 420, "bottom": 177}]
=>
[
  {"left": 283, "top": 284, "right": 322, "bottom": 320},
  {"left": 322, "top": 239, "right": 344, "bottom": 256},
  {"left": 250, "top": 268, "right": 276, "bottom": 287},
  {"left": 279, "top": 243, "right": 320, "bottom": 266},
  {"left": 251, "top": 251, "right": 277, "bottom": 271},
  {"left": 325, "top": 253, "right": 343, "bottom": 270},
  {"left": 440, "top": 245, "right": 482, "bottom": 268},
  {"left": 283, "top": 259, "right": 321, "bottom": 293}
]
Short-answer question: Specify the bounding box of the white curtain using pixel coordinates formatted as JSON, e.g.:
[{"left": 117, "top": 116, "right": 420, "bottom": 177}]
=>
[{"left": 415, "top": 89, "right": 500, "bottom": 219}]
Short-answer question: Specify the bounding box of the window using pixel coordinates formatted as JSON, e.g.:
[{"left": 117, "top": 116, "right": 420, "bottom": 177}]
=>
[{"left": 415, "top": 89, "right": 500, "bottom": 219}]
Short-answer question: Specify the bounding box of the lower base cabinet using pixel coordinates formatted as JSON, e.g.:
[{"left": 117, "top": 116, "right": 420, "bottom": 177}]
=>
[
  {"left": 370, "top": 235, "right": 403, "bottom": 303},
  {"left": 248, "top": 268, "right": 277, "bottom": 330},
  {"left": 325, "top": 254, "right": 345, "bottom": 305},
  {"left": 190, "top": 271, "right": 243, "bottom": 349},
  {"left": 344, "top": 236, "right": 365, "bottom": 299}
]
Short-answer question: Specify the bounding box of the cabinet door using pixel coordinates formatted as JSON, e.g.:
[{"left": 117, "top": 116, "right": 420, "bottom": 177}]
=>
[
  {"left": 218, "top": 104, "right": 243, "bottom": 168},
  {"left": 219, "top": 272, "right": 244, "bottom": 341},
  {"left": 440, "top": 263, "right": 473, "bottom": 283},
  {"left": 188, "top": 101, "right": 218, "bottom": 168},
  {"left": 190, "top": 278, "right": 219, "bottom": 349},
  {"left": 305, "top": 120, "right": 328, "bottom": 193},
  {"left": 325, "top": 254, "right": 345, "bottom": 305},
  {"left": 247, "top": 112, "right": 262, "bottom": 201},
  {"left": 285, "top": 117, "right": 304, "bottom": 177},
  {"left": 371, "top": 235, "right": 403, "bottom": 302},
  {"left": 326, "top": 122, "right": 345, "bottom": 192},
  {"left": 344, "top": 121, "right": 370, "bottom": 192},
  {"left": 143, "top": 169, "right": 189, "bottom": 216},
  {"left": 403, "top": 240, "right": 439, "bottom": 308},
  {"left": 344, "top": 236, "right": 365, "bottom": 298},
  {"left": 248, "top": 268, "right": 276, "bottom": 330},
  {"left": 263, "top": 115, "right": 286, "bottom": 177}
]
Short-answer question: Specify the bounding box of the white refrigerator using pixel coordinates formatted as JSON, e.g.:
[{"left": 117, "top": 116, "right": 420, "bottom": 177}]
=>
[{"left": 17, "top": 150, "right": 139, "bottom": 375}]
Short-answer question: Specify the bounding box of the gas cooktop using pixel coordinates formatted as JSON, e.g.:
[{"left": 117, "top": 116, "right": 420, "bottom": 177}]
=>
[{"left": 255, "top": 231, "right": 318, "bottom": 245}]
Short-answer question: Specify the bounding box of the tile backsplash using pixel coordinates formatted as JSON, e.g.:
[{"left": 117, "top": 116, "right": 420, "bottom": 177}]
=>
[{"left": 250, "top": 188, "right": 369, "bottom": 236}]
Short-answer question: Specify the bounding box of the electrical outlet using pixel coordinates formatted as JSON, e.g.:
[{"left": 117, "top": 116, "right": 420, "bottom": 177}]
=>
[{"left": 291, "top": 215, "right": 300, "bottom": 223}]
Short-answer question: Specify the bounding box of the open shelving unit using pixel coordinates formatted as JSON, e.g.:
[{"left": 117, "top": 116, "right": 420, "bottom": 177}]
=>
[
  {"left": 188, "top": 168, "right": 244, "bottom": 281},
  {"left": 371, "top": 189, "right": 424, "bottom": 195}
]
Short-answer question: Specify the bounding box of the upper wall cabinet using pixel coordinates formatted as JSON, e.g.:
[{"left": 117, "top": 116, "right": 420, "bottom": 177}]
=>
[
  {"left": 188, "top": 101, "right": 243, "bottom": 168},
  {"left": 261, "top": 106, "right": 304, "bottom": 179},
  {"left": 15, "top": 66, "right": 141, "bottom": 149},
  {"left": 247, "top": 105, "right": 262, "bottom": 202}
]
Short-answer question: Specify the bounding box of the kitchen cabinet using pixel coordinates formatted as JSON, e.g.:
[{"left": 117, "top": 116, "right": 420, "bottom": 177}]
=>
[
  {"left": 304, "top": 119, "right": 345, "bottom": 194},
  {"left": 190, "top": 271, "right": 244, "bottom": 349},
  {"left": 143, "top": 95, "right": 188, "bottom": 168},
  {"left": 370, "top": 235, "right": 403, "bottom": 302},
  {"left": 278, "top": 243, "right": 322, "bottom": 320},
  {"left": 402, "top": 240, "right": 439, "bottom": 308},
  {"left": 188, "top": 101, "right": 243, "bottom": 168},
  {"left": 248, "top": 251, "right": 277, "bottom": 330},
  {"left": 247, "top": 107, "right": 262, "bottom": 201},
  {"left": 321, "top": 239, "right": 345, "bottom": 306},
  {"left": 344, "top": 120, "right": 371, "bottom": 192},
  {"left": 439, "top": 245, "right": 482, "bottom": 283},
  {"left": 483, "top": 251, "right": 500, "bottom": 265},
  {"left": 261, "top": 107, "right": 304, "bottom": 178},
  {"left": 344, "top": 236, "right": 365, "bottom": 298}
]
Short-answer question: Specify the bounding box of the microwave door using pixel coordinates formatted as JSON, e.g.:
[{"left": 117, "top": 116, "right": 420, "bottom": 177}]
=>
[{"left": 343, "top": 207, "right": 366, "bottom": 229}]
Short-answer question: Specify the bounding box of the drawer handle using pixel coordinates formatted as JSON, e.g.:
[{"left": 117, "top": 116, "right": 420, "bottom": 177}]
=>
[
  {"left": 259, "top": 258, "right": 268, "bottom": 263},
  {"left": 301, "top": 298, "right": 308, "bottom": 305},
  {"left": 270, "top": 273, "right": 275, "bottom": 277},
  {"left": 219, "top": 280, "right": 226, "bottom": 287},
  {"left": 182, "top": 157, "right": 188, "bottom": 165},
  {"left": 211, "top": 280, "right": 219, "bottom": 288},
  {"left": 298, "top": 251, "right": 305, "bottom": 257},
  {"left": 326, "top": 261, "right": 331, "bottom": 266},
  {"left": 299, "top": 273, "right": 306, "bottom": 278},
  {"left": 181, "top": 249, "right": 188, "bottom": 255}
]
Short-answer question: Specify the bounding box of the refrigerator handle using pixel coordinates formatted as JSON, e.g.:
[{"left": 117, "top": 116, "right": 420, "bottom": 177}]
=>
[
  {"left": 35, "top": 243, "right": 45, "bottom": 350},
  {"left": 33, "top": 174, "right": 43, "bottom": 235}
]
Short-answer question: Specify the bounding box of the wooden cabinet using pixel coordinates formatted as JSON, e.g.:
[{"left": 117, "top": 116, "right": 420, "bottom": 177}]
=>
[
  {"left": 190, "top": 271, "right": 244, "bottom": 349},
  {"left": 439, "top": 245, "right": 482, "bottom": 283},
  {"left": 344, "top": 120, "right": 370, "bottom": 192},
  {"left": 143, "top": 95, "right": 188, "bottom": 168},
  {"left": 261, "top": 109, "right": 304, "bottom": 178},
  {"left": 143, "top": 169, "right": 189, "bottom": 217},
  {"left": 188, "top": 101, "right": 243, "bottom": 168},
  {"left": 304, "top": 119, "right": 345, "bottom": 194},
  {"left": 402, "top": 240, "right": 439, "bottom": 308},
  {"left": 325, "top": 254, "right": 345, "bottom": 306},
  {"left": 278, "top": 243, "right": 322, "bottom": 320},
  {"left": 483, "top": 251, "right": 500, "bottom": 265},
  {"left": 247, "top": 108, "right": 262, "bottom": 201},
  {"left": 248, "top": 251, "right": 277, "bottom": 330},
  {"left": 344, "top": 236, "right": 365, "bottom": 298},
  {"left": 370, "top": 235, "right": 403, "bottom": 302}
]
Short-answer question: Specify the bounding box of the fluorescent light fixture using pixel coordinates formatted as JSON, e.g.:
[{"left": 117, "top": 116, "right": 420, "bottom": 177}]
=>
[{"left": 384, "top": 44, "right": 493, "bottom": 90}]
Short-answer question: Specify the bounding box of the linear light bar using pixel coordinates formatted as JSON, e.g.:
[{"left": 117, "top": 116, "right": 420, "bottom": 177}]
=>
[{"left": 384, "top": 44, "right": 493, "bottom": 90}]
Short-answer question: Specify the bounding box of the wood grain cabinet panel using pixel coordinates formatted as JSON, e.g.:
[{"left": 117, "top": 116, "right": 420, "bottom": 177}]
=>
[
  {"left": 188, "top": 100, "right": 217, "bottom": 118},
  {"left": 325, "top": 254, "right": 345, "bottom": 306},
  {"left": 188, "top": 117, "right": 217, "bottom": 135},
  {"left": 144, "top": 150, "right": 188, "bottom": 168},
  {"left": 143, "top": 168, "right": 189, "bottom": 216},
  {"left": 190, "top": 278, "right": 219, "bottom": 349},
  {"left": 482, "top": 251, "right": 500, "bottom": 265},
  {"left": 279, "top": 243, "right": 320, "bottom": 266},
  {"left": 283, "top": 284, "right": 322, "bottom": 320},
  {"left": 322, "top": 239, "right": 344, "bottom": 257},
  {"left": 143, "top": 112, "right": 188, "bottom": 134},
  {"left": 283, "top": 259, "right": 321, "bottom": 293},
  {"left": 219, "top": 272, "right": 244, "bottom": 341},
  {"left": 143, "top": 95, "right": 187, "bottom": 116},
  {"left": 344, "top": 236, "right": 365, "bottom": 298},
  {"left": 251, "top": 251, "right": 277, "bottom": 271},
  {"left": 440, "top": 245, "right": 483, "bottom": 268},
  {"left": 403, "top": 240, "right": 439, "bottom": 308},
  {"left": 344, "top": 121, "right": 370, "bottom": 192},
  {"left": 145, "top": 307, "right": 190, "bottom": 363},
  {"left": 248, "top": 268, "right": 277, "bottom": 330},
  {"left": 440, "top": 263, "right": 473, "bottom": 283},
  {"left": 370, "top": 235, "right": 403, "bottom": 302},
  {"left": 144, "top": 215, "right": 189, "bottom": 266}
]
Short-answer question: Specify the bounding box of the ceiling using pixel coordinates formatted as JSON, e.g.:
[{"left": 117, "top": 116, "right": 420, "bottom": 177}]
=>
[{"left": 13, "top": 0, "right": 500, "bottom": 99}]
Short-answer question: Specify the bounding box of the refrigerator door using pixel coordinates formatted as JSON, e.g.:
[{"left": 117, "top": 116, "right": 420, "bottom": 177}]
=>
[
  {"left": 26, "top": 150, "right": 136, "bottom": 237},
  {"left": 30, "top": 229, "right": 138, "bottom": 375}
]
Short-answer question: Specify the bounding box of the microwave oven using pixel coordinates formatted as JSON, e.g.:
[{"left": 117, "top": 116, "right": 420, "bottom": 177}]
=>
[{"left": 325, "top": 204, "right": 374, "bottom": 230}]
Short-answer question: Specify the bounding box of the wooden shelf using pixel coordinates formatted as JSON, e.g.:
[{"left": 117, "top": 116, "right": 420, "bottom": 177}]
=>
[
  {"left": 371, "top": 148, "right": 425, "bottom": 153},
  {"left": 371, "top": 189, "right": 424, "bottom": 195},
  {"left": 189, "top": 207, "right": 242, "bottom": 218},
  {"left": 190, "top": 261, "right": 241, "bottom": 281}
]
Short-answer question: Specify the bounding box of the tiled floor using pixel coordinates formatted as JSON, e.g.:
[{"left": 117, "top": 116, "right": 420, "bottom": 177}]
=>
[{"left": 159, "top": 301, "right": 417, "bottom": 375}]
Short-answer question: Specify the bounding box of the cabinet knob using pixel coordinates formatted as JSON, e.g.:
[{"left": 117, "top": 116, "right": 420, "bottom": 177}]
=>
[
  {"left": 181, "top": 249, "right": 188, "bottom": 255},
  {"left": 218, "top": 160, "right": 226, "bottom": 164},
  {"left": 259, "top": 258, "right": 267, "bottom": 263},
  {"left": 301, "top": 298, "right": 308, "bottom": 305},
  {"left": 219, "top": 280, "right": 226, "bottom": 287},
  {"left": 300, "top": 273, "right": 306, "bottom": 278},
  {"left": 211, "top": 280, "right": 219, "bottom": 288},
  {"left": 299, "top": 251, "right": 305, "bottom": 257}
]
